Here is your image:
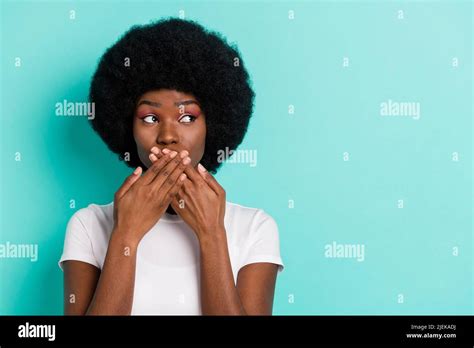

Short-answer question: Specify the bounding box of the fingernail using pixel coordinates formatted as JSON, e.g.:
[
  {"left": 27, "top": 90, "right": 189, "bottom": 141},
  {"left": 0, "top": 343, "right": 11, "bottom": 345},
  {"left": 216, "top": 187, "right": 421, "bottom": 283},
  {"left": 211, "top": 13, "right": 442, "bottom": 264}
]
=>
[
  {"left": 133, "top": 166, "right": 141, "bottom": 175},
  {"left": 180, "top": 173, "right": 187, "bottom": 181},
  {"left": 151, "top": 147, "right": 159, "bottom": 155},
  {"left": 149, "top": 153, "right": 157, "bottom": 161},
  {"left": 197, "top": 163, "right": 206, "bottom": 173},
  {"left": 183, "top": 157, "right": 191, "bottom": 165},
  {"left": 180, "top": 150, "right": 189, "bottom": 159},
  {"left": 162, "top": 148, "right": 170, "bottom": 154},
  {"left": 170, "top": 151, "right": 178, "bottom": 158}
]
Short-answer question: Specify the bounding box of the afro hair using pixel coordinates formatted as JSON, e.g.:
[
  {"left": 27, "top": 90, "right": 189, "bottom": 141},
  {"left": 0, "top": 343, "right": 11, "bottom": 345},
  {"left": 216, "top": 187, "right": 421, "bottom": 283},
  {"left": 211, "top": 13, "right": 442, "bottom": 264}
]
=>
[{"left": 88, "top": 17, "right": 255, "bottom": 174}]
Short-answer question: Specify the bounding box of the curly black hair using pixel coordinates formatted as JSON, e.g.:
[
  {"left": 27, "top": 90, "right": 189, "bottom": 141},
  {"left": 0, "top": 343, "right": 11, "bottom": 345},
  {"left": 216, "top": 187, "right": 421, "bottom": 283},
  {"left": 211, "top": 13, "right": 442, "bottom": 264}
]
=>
[{"left": 88, "top": 17, "right": 255, "bottom": 174}]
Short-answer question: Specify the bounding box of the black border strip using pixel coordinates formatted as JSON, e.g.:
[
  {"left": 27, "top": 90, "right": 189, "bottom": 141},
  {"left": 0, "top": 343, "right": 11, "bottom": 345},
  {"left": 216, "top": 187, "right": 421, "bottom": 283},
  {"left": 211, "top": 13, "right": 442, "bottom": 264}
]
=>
[{"left": 0, "top": 315, "right": 472, "bottom": 346}]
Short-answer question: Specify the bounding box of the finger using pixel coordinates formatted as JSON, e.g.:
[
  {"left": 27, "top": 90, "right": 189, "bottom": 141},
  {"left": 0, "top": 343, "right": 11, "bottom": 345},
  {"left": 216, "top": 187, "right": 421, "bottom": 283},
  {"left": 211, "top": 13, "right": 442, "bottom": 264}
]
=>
[
  {"left": 196, "top": 163, "right": 222, "bottom": 195},
  {"left": 176, "top": 181, "right": 189, "bottom": 199},
  {"left": 115, "top": 166, "right": 142, "bottom": 199},
  {"left": 183, "top": 163, "right": 204, "bottom": 184},
  {"left": 149, "top": 147, "right": 190, "bottom": 189},
  {"left": 148, "top": 149, "right": 190, "bottom": 192},
  {"left": 138, "top": 150, "right": 177, "bottom": 186},
  {"left": 149, "top": 151, "right": 191, "bottom": 189},
  {"left": 148, "top": 150, "right": 181, "bottom": 186},
  {"left": 147, "top": 146, "right": 163, "bottom": 165},
  {"left": 162, "top": 172, "right": 187, "bottom": 207},
  {"left": 150, "top": 147, "right": 184, "bottom": 161},
  {"left": 150, "top": 146, "right": 161, "bottom": 157},
  {"left": 178, "top": 177, "right": 192, "bottom": 194},
  {"left": 170, "top": 196, "right": 180, "bottom": 215},
  {"left": 148, "top": 150, "right": 162, "bottom": 165},
  {"left": 170, "top": 193, "right": 184, "bottom": 213}
]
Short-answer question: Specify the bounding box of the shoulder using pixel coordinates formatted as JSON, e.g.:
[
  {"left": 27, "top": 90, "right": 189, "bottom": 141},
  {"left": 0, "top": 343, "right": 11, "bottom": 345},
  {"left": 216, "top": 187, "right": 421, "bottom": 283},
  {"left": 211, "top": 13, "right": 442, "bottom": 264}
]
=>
[
  {"left": 60, "top": 202, "right": 115, "bottom": 271},
  {"left": 67, "top": 201, "right": 114, "bottom": 237},
  {"left": 225, "top": 201, "right": 276, "bottom": 225},
  {"left": 225, "top": 201, "right": 284, "bottom": 273},
  {"left": 224, "top": 201, "right": 279, "bottom": 245}
]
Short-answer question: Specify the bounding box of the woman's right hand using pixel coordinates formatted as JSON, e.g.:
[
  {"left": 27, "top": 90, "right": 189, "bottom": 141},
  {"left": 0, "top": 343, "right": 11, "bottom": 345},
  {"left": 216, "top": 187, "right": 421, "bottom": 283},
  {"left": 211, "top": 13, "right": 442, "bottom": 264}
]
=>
[{"left": 112, "top": 148, "right": 191, "bottom": 244}]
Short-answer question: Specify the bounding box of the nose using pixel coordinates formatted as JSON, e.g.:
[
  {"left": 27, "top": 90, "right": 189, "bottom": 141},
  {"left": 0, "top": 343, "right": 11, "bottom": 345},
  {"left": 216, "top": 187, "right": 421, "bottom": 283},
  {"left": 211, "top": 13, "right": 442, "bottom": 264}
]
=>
[{"left": 156, "top": 119, "right": 179, "bottom": 146}]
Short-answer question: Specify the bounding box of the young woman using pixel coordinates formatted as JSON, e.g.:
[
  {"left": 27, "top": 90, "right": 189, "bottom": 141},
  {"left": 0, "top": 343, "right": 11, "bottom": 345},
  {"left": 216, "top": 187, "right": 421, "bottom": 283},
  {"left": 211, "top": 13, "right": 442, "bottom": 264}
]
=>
[{"left": 58, "top": 17, "right": 284, "bottom": 315}]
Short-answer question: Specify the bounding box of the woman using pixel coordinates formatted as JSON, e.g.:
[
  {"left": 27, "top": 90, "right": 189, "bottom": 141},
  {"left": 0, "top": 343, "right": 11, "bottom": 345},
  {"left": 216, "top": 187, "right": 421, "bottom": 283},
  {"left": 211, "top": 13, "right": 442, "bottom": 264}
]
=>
[{"left": 58, "top": 17, "right": 284, "bottom": 315}]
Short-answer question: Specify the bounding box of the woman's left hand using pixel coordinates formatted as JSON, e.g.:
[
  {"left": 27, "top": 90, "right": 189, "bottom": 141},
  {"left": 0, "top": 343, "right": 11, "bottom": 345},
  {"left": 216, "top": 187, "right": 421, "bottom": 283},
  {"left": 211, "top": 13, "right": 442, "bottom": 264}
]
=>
[{"left": 170, "top": 163, "right": 226, "bottom": 240}]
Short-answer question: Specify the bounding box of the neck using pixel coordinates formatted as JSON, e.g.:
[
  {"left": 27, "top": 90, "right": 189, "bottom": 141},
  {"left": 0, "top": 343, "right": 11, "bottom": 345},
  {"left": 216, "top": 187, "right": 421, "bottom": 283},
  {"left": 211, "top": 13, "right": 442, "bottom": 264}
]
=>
[{"left": 166, "top": 205, "right": 177, "bottom": 215}]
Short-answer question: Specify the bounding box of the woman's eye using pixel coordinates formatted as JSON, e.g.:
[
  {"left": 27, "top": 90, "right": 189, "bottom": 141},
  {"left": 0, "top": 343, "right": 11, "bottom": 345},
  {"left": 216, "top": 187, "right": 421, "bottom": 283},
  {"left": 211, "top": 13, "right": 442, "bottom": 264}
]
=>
[
  {"left": 143, "top": 115, "right": 157, "bottom": 124},
  {"left": 179, "top": 114, "right": 197, "bottom": 123}
]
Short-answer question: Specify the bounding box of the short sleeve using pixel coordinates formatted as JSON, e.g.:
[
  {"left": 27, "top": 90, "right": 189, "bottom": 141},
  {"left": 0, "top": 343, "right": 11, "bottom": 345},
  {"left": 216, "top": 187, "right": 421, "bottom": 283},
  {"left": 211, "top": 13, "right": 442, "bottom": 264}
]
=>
[
  {"left": 240, "top": 210, "right": 285, "bottom": 273},
  {"left": 58, "top": 210, "right": 100, "bottom": 271}
]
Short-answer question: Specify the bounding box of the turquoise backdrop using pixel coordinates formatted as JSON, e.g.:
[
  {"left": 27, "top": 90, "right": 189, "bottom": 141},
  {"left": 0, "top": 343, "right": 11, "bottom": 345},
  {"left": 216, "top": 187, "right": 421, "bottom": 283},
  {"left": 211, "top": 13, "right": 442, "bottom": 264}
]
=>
[{"left": 0, "top": 0, "right": 472, "bottom": 314}]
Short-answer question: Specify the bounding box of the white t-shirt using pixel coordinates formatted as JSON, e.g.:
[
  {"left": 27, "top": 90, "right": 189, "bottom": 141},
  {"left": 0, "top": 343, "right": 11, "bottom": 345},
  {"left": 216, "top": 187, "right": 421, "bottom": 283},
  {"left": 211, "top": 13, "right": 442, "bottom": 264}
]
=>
[{"left": 58, "top": 201, "right": 284, "bottom": 315}]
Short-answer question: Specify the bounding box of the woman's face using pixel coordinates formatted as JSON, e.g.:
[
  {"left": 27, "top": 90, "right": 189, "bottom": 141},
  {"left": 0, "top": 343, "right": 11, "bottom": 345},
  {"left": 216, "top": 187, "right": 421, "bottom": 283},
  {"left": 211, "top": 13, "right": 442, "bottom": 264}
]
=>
[{"left": 133, "top": 89, "right": 206, "bottom": 169}]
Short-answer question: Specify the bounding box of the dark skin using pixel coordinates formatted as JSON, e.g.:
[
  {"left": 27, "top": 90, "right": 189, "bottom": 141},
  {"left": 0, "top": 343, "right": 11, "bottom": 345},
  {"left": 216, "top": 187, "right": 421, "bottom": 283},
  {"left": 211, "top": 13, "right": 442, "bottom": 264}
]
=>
[{"left": 63, "top": 89, "right": 279, "bottom": 315}]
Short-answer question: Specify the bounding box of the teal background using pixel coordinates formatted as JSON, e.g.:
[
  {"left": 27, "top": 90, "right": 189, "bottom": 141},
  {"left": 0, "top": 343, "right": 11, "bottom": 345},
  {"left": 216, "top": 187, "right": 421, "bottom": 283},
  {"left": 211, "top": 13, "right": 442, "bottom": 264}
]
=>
[{"left": 1, "top": 0, "right": 472, "bottom": 315}]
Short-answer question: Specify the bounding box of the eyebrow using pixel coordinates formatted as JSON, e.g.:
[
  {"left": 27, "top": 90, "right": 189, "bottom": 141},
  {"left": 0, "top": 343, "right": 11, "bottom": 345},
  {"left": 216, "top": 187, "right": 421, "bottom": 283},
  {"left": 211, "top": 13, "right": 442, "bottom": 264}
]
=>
[{"left": 137, "top": 100, "right": 200, "bottom": 108}]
